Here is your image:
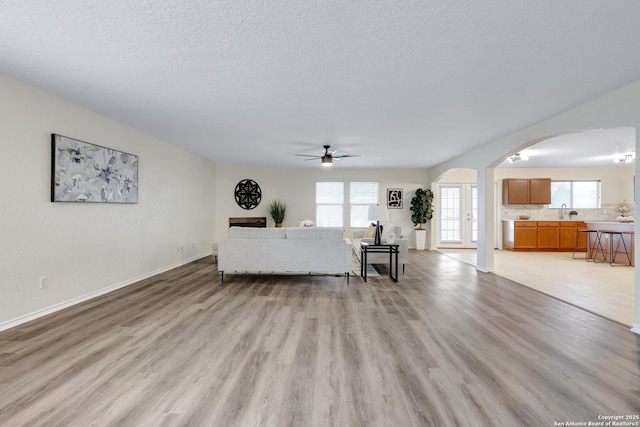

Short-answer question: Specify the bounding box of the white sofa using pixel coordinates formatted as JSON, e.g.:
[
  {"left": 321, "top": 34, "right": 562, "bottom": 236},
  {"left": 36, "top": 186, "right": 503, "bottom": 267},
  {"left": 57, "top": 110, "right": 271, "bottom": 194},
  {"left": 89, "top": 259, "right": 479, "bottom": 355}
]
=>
[
  {"left": 352, "top": 223, "right": 408, "bottom": 273},
  {"left": 218, "top": 226, "right": 352, "bottom": 282}
]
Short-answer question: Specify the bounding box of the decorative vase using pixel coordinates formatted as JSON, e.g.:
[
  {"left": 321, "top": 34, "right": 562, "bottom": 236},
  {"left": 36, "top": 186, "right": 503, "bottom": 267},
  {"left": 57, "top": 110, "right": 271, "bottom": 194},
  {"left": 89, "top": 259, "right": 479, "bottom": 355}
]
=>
[{"left": 415, "top": 229, "right": 426, "bottom": 250}]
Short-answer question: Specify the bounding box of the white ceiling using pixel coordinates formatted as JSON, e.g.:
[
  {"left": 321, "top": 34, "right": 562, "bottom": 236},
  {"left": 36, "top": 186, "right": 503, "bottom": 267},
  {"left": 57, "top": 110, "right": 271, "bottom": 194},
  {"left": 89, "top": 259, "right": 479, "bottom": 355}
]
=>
[
  {"left": 498, "top": 127, "right": 637, "bottom": 168},
  {"left": 2, "top": 1, "right": 640, "bottom": 169}
]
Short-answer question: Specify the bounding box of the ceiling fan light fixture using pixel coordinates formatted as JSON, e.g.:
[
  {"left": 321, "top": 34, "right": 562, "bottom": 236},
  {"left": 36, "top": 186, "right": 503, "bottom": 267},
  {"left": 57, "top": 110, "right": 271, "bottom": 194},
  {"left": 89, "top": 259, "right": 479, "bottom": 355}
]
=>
[{"left": 296, "top": 144, "right": 359, "bottom": 166}]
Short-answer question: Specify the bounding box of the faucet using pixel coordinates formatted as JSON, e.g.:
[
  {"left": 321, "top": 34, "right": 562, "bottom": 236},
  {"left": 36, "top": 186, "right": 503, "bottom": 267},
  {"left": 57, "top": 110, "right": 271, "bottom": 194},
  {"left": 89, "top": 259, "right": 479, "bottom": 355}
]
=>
[{"left": 560, "top": 203, "right": 567, "bottom": 220}]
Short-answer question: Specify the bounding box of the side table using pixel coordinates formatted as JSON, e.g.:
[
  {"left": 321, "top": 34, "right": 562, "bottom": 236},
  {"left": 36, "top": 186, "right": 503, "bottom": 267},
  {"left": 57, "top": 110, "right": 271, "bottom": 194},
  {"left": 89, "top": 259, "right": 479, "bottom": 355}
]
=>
[{"left": 360, "top": 242, "right": 399, "bottom": 282}]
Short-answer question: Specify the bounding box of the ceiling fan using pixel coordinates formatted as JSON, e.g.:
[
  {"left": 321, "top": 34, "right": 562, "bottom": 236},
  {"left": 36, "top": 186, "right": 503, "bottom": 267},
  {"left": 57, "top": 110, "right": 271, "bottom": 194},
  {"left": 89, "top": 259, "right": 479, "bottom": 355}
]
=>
[{"left": 296, "top": 145, "right": 360, "bottom": 167}]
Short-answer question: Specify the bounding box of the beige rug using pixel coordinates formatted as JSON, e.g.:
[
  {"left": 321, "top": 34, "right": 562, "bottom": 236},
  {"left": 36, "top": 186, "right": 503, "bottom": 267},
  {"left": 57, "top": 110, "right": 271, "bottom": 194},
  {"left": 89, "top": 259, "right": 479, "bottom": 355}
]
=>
[{"left": 351, "top": 259, "right": 380, "bottom": 277}]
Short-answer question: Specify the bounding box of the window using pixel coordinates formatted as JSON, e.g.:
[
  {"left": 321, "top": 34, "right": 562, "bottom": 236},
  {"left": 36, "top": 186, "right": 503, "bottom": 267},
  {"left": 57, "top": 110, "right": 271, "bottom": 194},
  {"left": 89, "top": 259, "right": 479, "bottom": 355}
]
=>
[
  {"left": 350, "top": 182, "right": 379, "bottom": 227},
  {"left": 316, "top": 182, "right": 344, "bottom": 226},
  {"left": 550, "top": 180, "right": 601, "bottom": 208}
]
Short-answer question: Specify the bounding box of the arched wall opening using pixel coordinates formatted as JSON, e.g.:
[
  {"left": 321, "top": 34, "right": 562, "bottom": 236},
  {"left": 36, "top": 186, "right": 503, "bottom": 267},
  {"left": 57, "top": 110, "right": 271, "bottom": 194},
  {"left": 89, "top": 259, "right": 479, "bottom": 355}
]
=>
[{"left": 430, "top": 129, "right": 636, "bottom": 327}]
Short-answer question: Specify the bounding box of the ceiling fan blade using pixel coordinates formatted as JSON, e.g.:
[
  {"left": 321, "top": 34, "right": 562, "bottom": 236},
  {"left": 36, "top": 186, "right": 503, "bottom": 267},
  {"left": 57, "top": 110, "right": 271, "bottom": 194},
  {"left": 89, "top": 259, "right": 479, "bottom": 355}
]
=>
[
  {"left": 295, "top": 154, "right": 322, "bottom": 158},
  {"left": 333, "top": 154, "right": 360, "bottom": 158},
  {"left": 304, "top": 157, "right": 319, "bottom": 161}
]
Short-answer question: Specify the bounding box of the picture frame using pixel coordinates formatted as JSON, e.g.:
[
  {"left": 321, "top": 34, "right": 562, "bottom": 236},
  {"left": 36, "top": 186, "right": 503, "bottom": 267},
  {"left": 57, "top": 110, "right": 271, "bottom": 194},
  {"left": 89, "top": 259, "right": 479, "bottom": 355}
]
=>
[
  {"left": 387, "top": 188, "right": 403, "bottom": 209},
  {"left": 51, "top": 134, "right": 138, "bottom": 203}
]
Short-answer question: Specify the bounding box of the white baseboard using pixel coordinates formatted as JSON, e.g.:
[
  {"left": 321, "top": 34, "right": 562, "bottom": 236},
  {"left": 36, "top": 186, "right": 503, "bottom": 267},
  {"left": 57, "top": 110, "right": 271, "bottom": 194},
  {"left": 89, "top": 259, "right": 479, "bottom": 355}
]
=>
[
  {"left": 0, "top": 252, "right": 211, "bottom": 333},
  {"left": 631, "top": 325, "right": 640, "bottom": 335}
]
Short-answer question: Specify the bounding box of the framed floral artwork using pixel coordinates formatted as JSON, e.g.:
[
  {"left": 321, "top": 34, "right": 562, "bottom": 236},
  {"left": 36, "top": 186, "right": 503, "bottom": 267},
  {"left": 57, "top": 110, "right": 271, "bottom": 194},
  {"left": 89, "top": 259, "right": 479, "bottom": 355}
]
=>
[{"left": 51, "top": 134, "right": 138, "bottom": 203}]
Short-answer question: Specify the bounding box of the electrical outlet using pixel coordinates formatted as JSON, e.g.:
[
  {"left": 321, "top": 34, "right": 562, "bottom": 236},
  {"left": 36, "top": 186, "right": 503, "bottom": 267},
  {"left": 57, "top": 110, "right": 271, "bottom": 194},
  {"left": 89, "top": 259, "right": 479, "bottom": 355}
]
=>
[{"left": 39, "top": 276, "right": 48, "bottom": 289}]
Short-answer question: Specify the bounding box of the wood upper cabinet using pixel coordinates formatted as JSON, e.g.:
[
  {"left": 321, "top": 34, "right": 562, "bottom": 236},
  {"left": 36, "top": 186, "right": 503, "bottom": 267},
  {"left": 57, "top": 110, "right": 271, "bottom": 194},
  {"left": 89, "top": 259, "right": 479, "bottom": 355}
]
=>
[
  {"left": 502, "top": 178, "right": 551, "bottom": 205},
  {"left": 502, "top": 179, "right": 530, "bottom": 204},
  {"left": 529, "top": 178, "right": 551, "bottom": 204}
]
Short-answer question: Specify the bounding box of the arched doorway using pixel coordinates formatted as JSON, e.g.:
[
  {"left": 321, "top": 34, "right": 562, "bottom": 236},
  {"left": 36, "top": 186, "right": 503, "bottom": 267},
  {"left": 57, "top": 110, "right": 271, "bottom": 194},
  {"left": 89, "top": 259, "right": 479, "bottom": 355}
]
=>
[{"left": 486, "top": 128, "right": 636, "bottom": 326}]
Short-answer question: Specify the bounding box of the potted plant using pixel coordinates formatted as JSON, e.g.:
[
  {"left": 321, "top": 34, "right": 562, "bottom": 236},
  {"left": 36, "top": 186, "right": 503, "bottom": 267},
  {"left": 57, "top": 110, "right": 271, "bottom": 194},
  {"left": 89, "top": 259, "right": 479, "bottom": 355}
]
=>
[
  {"left": 410, "top": 188, "right": 434, "bottom": 250},
  {"left": 268, "top": 199, "right": 287, "bottom": 227}
]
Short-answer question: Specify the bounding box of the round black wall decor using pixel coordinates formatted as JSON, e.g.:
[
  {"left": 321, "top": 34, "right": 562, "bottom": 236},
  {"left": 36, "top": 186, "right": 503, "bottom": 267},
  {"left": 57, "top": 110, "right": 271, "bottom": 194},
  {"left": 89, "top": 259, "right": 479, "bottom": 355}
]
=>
[{"left": 234, "top": 179, "right": 262, "bottom": 210}]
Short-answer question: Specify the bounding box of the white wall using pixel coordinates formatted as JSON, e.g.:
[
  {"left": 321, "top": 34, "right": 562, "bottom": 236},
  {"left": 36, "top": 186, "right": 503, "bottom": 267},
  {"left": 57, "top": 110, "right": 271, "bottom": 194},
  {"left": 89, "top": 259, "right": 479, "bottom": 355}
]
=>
[
  {"left": 437, "top": 168, "right": 478, "bottom": 183},
  {"left": 214, "top": 163, "right": 428, "bottom": 247},
  {"left": 0, "top": 74, "right": 216, "bottom": 329}
]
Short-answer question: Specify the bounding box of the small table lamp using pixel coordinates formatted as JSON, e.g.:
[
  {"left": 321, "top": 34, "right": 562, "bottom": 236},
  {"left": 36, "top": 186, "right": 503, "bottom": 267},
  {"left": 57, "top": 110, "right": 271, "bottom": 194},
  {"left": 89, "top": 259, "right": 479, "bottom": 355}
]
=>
[{"left": 368, "top": 204, "right": 389, "bottom": 245}]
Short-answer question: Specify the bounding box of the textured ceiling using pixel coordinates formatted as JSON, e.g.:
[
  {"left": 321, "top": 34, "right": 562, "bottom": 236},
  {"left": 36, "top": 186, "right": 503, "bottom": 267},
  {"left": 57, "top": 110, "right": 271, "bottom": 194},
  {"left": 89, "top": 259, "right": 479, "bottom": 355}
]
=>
[
  {"left": 498, "top": 128, "right": 636, "bottom": 168},
  {"left": 2, "top": 1, "right": 640, "bottom": 168}
]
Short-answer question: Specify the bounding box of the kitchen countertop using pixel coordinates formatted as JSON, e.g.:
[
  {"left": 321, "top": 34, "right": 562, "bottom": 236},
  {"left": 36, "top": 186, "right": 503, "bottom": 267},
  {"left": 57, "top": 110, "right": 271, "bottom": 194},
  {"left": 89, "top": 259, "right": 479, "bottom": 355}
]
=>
[
  {"left": 502, "top": 219, "right": 583, "bottom": 222},
  {"left": 584, "top": 221, "right": 635, "bottom": 225},
  {"left": 502, "top": 219, "right": 635, "bottom": 224}
]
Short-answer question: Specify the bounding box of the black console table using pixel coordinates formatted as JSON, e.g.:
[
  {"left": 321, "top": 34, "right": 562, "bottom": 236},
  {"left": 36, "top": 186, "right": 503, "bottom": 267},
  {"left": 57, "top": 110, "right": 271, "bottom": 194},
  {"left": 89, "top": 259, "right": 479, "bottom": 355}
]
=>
[{"left": 360, "top": 242, "right": 399, "bottom": 282}]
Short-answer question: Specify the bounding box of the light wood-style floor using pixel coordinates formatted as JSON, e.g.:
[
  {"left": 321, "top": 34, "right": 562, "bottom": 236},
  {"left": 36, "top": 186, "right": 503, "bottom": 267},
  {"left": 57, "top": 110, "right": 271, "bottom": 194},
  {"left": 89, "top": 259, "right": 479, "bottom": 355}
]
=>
[
  {"left": 438, "top": 249, "right": 635, "bottom": 327},
  {"left": 1, "top": 251, "right": 639, "bottom": 426}
]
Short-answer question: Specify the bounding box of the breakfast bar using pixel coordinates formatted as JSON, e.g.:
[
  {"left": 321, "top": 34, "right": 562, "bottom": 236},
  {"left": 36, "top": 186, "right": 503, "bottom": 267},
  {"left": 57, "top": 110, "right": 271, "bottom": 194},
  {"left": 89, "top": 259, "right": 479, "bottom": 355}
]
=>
[{"left": 584, "top": 221, "right": 634, "bottom": 266}]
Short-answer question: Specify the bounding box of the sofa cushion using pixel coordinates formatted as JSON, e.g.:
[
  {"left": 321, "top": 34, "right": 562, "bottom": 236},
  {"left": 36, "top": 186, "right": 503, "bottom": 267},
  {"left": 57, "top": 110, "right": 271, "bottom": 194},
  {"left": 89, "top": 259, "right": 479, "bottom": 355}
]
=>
[
  {"left": 228, "top": 227, "right": 286, "bottom": 239},
  {"left": 285, "top": 227, "right": 344, "bottom": 240}
]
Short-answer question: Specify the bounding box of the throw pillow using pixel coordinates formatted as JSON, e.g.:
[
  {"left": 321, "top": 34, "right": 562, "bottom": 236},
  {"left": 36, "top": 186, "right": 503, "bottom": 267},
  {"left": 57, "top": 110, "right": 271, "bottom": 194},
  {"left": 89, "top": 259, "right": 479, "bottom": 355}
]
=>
[
  {"left": 364, "top": 223, "right": 383, "bottom": 239},
  {"left": 364, "top": 224, "right": 376, "bottom": 238}
]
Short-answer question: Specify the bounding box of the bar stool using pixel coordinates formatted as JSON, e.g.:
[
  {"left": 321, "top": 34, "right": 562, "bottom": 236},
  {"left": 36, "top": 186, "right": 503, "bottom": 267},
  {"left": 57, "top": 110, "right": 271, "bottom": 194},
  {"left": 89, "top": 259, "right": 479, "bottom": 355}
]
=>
[
  {"left": 594, "top": 230, "right": 631, "bottom": 266},
  {"left": 572, "top": 229, "right": 598, "bottom": 261}
]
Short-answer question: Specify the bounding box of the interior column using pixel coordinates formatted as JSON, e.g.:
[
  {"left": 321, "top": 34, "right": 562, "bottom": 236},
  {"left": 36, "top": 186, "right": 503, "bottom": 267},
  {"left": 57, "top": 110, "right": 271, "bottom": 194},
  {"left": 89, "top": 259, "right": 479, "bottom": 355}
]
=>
[{"left": 476, "top": 167, "right": 495, "bottom": 273}]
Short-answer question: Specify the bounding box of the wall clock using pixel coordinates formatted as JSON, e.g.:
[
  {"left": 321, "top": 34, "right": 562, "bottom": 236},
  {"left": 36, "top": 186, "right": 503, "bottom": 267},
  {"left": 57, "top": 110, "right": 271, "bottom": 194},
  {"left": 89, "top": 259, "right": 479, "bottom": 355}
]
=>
[{"left": 234, "top": 179, "right": 262, "bottom": 210}]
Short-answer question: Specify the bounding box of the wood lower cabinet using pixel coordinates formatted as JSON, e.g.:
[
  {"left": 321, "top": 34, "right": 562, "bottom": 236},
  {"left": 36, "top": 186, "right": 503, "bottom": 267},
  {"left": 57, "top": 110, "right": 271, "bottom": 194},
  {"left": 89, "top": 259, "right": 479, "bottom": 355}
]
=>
[
  {"left": 513, "top": 222, "right": 537, "bottom": 248},
  {"left": 503, "top": 220, "right": 586, "bottom": 251},
  {"left": 559, "top": 222, "right": 586, "bottom": 250},
  {"left": 537, "top": 221, "right": 560, "bottom": 248}
]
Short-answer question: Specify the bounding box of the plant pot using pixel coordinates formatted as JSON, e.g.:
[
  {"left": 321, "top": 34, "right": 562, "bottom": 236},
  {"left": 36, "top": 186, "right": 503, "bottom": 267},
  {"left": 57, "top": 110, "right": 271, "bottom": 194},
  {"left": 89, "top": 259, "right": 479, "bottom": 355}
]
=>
[
  {"left": 275, "top": 223, "right": 283, "bottom": 228},
  {"left": 415, "top": 229, "right": 426, "bottom": 250}
]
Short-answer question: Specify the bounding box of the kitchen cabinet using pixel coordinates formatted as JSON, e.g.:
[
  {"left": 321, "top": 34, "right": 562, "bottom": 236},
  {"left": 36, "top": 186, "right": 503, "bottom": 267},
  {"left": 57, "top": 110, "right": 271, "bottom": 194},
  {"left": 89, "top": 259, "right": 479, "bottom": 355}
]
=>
[
  {"left": 529, "top": 178, "right": 552, "bottom": 204},
  {"left": 502, "top": 179, "right": 529, "bottom": 204},
  {"left": 502, "top": 178, "right": 551, "bottom": 205},
  {"left": 537, "top": 221, "right": 559, "bottom": 248},
  {"left": 513, "top": 222, "right": 537, "bottom": 248},
  {"left": 559, "top": 222, "right": 586, "bottom": 249},
  {"left": 502, "top": 220, "right": 586, "bottom": 251}
]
